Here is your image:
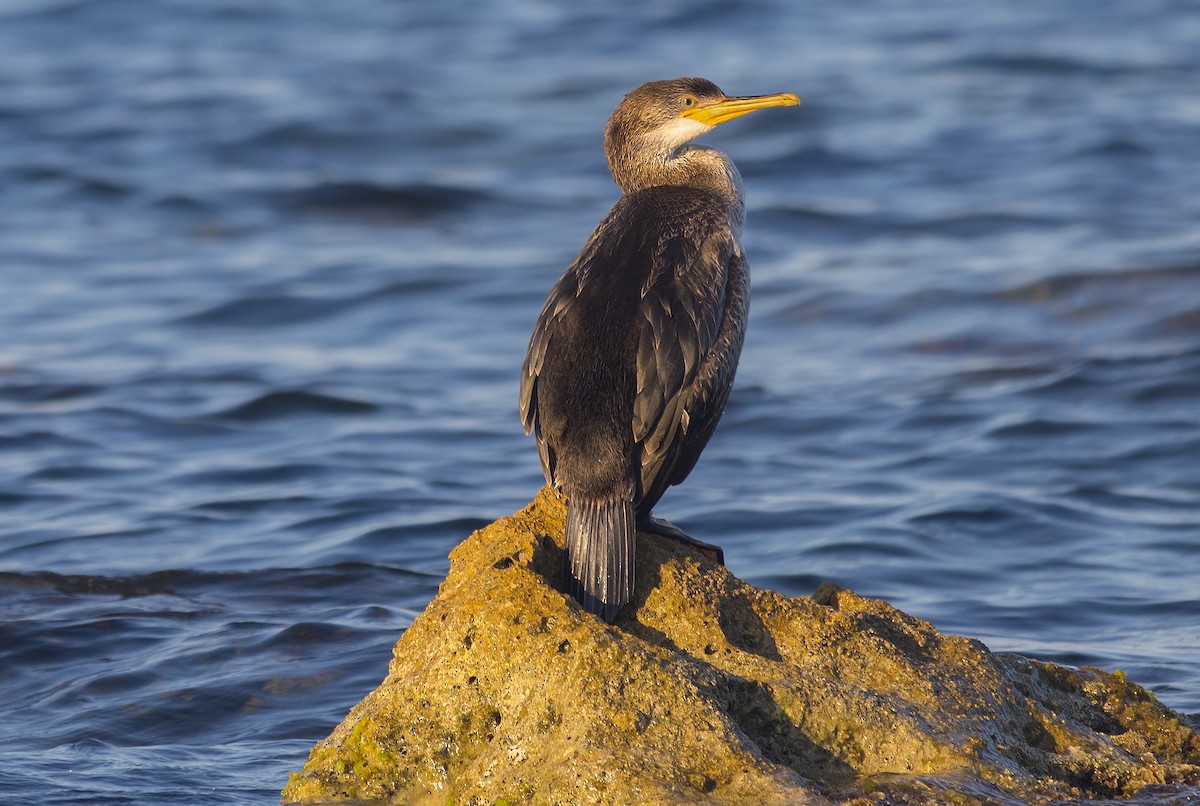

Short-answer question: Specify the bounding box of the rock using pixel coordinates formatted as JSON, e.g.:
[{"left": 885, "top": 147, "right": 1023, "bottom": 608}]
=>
[{"left": 283, "top": 487, "right": 1200, "bottom": 805}]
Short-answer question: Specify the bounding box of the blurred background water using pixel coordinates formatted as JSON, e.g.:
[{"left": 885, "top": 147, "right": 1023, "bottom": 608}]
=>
[{"left": 1, "top": 0, "right": 1198, "bottom": 803}]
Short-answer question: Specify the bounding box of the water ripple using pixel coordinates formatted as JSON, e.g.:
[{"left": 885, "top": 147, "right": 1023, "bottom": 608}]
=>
[
  {"left": 214, "top": 390, "right": 379, "bottom": 421},
  {"left": 270, "top": 180, "right": 494, "bottom": 222}
]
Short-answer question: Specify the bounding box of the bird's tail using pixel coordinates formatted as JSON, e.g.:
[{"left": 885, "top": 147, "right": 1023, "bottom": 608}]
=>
[{"left": 562, "top": 495, "right": 635, "bottom": 622}]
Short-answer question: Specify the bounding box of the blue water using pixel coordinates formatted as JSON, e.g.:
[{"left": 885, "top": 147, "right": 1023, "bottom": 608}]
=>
[{"left": 2, "top": 1, "right": 1198, "bottom": 803}]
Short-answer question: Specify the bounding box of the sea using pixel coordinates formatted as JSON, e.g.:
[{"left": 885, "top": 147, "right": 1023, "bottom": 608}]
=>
[{"left": 1, "top": 1, "right": 1198, "bottom": 803}]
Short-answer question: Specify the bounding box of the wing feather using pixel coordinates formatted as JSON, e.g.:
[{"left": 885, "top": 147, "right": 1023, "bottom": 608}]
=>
[
  {"left": 633, "top": 222, "right": 745, "bottom": 509},
  {"left": 519, "top": 271, "right": 580, "bottom": 485}
]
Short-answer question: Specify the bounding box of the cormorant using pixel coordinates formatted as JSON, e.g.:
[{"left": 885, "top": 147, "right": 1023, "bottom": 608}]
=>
[{"left": 519, "top": 77, "right": 799, "bottom": 621}]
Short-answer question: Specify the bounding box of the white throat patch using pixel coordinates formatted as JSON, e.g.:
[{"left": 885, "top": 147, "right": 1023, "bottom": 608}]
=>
[{"left": 638, "top": 117, "right": 715, "bottom": 159}]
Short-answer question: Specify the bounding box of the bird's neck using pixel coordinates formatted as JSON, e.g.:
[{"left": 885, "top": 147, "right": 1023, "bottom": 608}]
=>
[{"left": 609, "top": 143, "right": 746, "bottom": 228}]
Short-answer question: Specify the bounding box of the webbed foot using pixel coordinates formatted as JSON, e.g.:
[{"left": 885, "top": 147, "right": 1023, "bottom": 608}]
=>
[{"left": 638, "top": 515, "right": 725, "bottom": 565}]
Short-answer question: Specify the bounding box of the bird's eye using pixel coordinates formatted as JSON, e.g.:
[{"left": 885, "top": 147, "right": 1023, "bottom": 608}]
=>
[{"left": 681, "top": 95, "right": 697, "bottom": 109}]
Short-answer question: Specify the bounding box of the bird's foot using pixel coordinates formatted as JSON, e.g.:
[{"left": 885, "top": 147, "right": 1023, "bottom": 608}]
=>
[{"left": 639, "top": 516, "right": 724, "bottom": 565}]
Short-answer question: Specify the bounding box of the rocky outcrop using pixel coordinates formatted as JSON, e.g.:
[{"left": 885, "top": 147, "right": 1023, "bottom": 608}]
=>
[{"left": 283, "top": 487, "right": 1200, "bottom": 805}]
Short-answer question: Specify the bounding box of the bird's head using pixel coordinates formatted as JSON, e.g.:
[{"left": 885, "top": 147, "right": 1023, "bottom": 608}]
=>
[{"left": 604, "top": 77, "right": 799, "bottom": 192}]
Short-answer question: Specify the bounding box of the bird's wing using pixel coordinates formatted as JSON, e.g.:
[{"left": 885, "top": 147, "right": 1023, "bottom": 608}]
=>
[
  {"left": 519, "top": 268, "right": 579, "bottom": 486},
  {"left": 633, "top": 222, "right": 744, "bottom": 507}
]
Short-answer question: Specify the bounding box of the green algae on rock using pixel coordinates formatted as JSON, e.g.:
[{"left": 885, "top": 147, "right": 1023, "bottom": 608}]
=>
[{"left": 283, "top": 487, "right": 1200, "bottom": 805}]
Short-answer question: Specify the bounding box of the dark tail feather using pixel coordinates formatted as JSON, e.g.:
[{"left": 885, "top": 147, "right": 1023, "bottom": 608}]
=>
[{"left": 562, "top": 496, "right": 635, "bottom": 622}]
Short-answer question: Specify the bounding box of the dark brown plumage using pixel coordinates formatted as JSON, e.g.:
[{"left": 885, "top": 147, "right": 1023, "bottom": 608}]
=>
[{"left": 519, "top": 78, "right": 799, "bottom": 621}]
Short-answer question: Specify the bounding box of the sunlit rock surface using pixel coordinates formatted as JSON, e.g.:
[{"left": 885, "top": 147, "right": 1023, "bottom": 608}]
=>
[{"left": 283, "top": 487, "right": 1199, "bottom": 805}]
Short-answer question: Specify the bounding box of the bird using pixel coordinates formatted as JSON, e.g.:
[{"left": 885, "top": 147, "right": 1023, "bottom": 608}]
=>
[{"left": 519, "top": 77, "right": 799, "bottom": 621}]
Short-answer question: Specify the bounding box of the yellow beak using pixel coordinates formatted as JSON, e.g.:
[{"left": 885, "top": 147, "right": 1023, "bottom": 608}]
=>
[{"left": 681, "top": 92, "right": 801, "bottom": 126}]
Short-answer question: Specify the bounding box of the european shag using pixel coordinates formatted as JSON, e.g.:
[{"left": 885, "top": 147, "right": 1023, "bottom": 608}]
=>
[{"left": 519, "top": 77, "right": 800, "bottom": 621}]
